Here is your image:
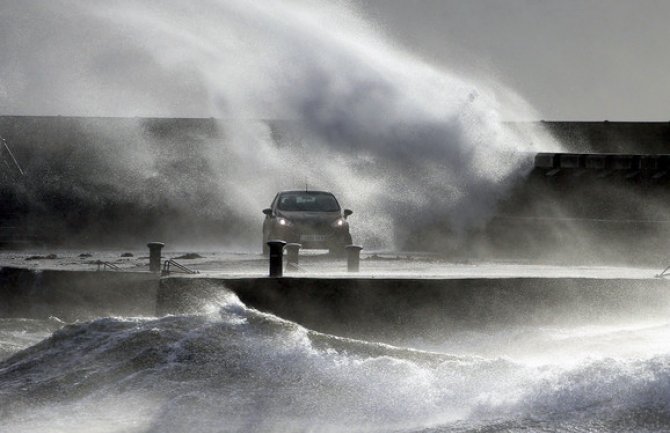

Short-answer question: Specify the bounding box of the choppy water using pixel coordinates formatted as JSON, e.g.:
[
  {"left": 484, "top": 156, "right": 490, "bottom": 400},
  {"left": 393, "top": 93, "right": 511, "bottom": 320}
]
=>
[{"left": 1, "top": 287, "right": 670, "bottom": 433}]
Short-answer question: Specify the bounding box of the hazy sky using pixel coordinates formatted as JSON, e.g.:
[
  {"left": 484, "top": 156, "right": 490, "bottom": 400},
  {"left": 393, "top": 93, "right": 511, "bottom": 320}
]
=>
[
  {"left": 1, "top": 0, "right": 668, "bottom": 120},
  {"left": 356, "top": 0, "right": 670, "bottom": 121}
]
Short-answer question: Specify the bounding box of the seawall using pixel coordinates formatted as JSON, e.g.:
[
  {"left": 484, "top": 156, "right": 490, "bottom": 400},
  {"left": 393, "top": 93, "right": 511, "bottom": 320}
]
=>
[
  {"left": 3, "top": 266, "right": 669, "bottom": 341},
  {"left": 159, "top": 276, "right": 670, "bottom": 340},
  {"left": 0, "top": 267, "right": 159, "bottom": 321},
  {"left": 4, "top": 116, "right": 670, "bottom": 264}
]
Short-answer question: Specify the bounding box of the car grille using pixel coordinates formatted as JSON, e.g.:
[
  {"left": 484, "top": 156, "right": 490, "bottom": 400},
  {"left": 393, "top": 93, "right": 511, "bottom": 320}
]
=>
[
  {"left": 300, "top": 234, "right": 328, "bottom": 242},
  {"left": 296, "top": 221, "right": 331, "bottom": 233}
]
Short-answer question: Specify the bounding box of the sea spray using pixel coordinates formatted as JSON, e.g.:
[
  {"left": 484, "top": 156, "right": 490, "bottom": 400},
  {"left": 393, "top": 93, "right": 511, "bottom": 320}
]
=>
[
  {"left": 0, "top": 287, "right": 537, "bottom": 431},
  {"left": 0, "top": 0, "right": 560, "bottom": 248},
  {"left": 2, "top": 286, "right": 670, "bottom": 432}
]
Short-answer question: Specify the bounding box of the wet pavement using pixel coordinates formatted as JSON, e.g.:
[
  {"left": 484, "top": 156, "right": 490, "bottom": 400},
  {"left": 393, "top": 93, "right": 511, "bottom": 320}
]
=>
[{"left": 0, "top": 249, "right": 663, "bottom": 280}]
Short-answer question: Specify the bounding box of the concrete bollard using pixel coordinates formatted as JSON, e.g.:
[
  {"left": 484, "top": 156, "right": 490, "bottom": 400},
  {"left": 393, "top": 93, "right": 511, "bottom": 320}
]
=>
[
  {"left": 285, "top": 243, "right": 301, "bottom": 267},
  {"left": 147, "top": 242, "right": 165, "bottom": 273},
  {"left": 267, "top": 240, "right": 286, "bottom": 277},
  {"left": 345, "top": 245, "right": 363, "bottom": 272}
]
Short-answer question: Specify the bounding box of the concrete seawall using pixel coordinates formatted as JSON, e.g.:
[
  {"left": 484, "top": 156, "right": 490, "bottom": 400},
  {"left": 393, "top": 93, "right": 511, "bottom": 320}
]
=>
[
  {"left": 5, "top": 116, "right": 670, "bottom": 263},
  {"left": 159, "top": 276, "right": 670, "bottom": 341},
  {"left": 3, "top": 266, "right": 670, "bottom": 341},
  {"left": 0, "top": 267, "right": 159, "bottom": 320}
]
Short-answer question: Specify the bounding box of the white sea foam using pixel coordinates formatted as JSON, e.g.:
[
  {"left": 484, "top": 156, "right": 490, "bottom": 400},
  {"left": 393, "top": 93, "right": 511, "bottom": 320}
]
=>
[{"left": 1, "top": 286, "right": 670, "bottom": 432}]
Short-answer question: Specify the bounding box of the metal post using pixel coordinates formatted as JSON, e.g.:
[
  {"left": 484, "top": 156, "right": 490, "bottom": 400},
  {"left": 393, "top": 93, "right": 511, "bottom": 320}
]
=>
[
  {"left": 285, "top": 243, "right": 301, "bottom": 267},
  {"left": 345, "top": 245, "right": 363, "bottom": 272},
  {"left": 147, "top": 242, "right": 165, "bottom": 273},
  {"left": 267, "top": 240, "right": 286, "bottom": 277}
]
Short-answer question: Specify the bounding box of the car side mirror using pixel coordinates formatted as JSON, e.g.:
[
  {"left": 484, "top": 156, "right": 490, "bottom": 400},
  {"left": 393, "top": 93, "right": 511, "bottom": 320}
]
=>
[
  {"left": 262, "top": 208, "right": 273, "bottom": 216},
  {"left": 343, "top": 209, "right": 353, "bottom": 218}
]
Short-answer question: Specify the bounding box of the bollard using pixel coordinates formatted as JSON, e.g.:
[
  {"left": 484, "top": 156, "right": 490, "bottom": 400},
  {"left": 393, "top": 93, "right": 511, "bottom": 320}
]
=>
[
  {"left": 345, "top": 245, "right": 363, "bottom": 272},
  {"left": 267, "top": 240, "right": 286, "bottom": 277},
  {"left": 147, "top": 242, "right": 165, "bottom": 273},
  {"left": 285, "top": 243, "right": 301, "bottom": 268}
]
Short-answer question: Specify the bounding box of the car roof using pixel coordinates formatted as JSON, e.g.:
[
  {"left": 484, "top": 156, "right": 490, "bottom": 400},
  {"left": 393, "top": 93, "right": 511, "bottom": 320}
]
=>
[{"left": 278, "top": 190, "right": 335, "bottom": 195}]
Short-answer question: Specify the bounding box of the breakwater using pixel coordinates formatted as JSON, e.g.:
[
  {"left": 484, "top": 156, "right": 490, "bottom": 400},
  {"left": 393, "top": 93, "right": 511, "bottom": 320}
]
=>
[
  {"left": 2, "top": 266, "right": 669, "bottom": 342},
  {"left": 0, "top": 267, "right": 158, "bottom": 321}
]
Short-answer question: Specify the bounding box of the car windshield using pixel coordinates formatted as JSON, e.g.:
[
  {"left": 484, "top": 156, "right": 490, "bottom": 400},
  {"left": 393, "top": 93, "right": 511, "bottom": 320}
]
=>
[{"left": 277, "top": 192, "right": 340, "bottom": 212}]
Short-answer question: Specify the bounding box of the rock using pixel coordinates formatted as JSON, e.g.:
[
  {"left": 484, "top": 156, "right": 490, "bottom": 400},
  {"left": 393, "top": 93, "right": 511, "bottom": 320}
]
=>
[
  {"left": 173, "top": 253, "right": 204, "bottom": 260},
  {"left": 25, "top": 254, "right": 58, "bottom": 261}
]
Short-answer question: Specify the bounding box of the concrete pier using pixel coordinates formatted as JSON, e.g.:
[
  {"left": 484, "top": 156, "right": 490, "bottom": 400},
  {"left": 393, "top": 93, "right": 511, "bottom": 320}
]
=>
[
  {"left": 157, "top": 275, "right": 670, "bottom": 340},
  {"left": 0, "top": 267, "right": 159, "bottom": 321},
  {"left": 2, "top": 263, "right": 669, "bottom": 342}
]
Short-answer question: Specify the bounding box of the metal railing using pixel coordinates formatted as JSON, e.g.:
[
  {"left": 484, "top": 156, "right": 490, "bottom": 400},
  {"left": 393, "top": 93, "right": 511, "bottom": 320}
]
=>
[
  {"left": 1, "top": 137, "right": 24, "bottom": 176},
  {"left": 95, "top": 260, "right": 121, "bottom": 272},
  {"left": 162, "top": 259, "right": 199, "bottom": 275},
  {"left": 655, "top": 265, "right": 670, "bottom": 278}
]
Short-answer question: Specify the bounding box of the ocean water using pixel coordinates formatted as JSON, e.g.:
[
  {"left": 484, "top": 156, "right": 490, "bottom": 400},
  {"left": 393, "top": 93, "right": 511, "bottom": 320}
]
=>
[{"left": 1, "top": 286, "right": 670, "bottom": 433}]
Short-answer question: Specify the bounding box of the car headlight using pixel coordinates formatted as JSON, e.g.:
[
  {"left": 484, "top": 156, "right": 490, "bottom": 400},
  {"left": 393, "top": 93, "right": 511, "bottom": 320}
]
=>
[
  {"left": 331, "top": 218, "right": 346, "bottom": 228},
  {"left": 277, "top": 217, "right": 293, "bottom": 227}
]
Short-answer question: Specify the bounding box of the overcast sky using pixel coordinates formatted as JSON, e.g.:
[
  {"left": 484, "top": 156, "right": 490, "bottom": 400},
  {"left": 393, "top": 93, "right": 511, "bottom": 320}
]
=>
[
  {"left": 1, "top": 0, "right": 668, "bottom": 121},
  {"left": 356, "top": 0, "right": 670, "bottom": 121}
]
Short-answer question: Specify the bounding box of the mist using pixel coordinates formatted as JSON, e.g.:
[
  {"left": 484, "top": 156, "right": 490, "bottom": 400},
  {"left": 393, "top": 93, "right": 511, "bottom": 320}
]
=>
[
  {"left": 0, "top": 0, "right": 560, "bottom": 250},
  {"left": 3, "top": 3, "right": 670, "bottom": 432}
]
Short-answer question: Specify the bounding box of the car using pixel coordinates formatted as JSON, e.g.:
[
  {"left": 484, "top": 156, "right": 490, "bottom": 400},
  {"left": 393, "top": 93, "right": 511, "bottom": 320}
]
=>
[{"left": 262, "top": 190, "right": 353, "bottom": 255}]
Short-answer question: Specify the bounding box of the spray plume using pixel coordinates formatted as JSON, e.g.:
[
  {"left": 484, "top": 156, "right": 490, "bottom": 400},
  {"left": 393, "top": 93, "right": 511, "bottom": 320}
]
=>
[{"left": 0, "top": 0, "right": 561, "bottom": 248}]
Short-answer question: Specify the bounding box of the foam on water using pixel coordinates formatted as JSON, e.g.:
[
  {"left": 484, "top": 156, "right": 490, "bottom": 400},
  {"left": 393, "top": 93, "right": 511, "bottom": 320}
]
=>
[
  {"left": 1, "top": 287, "right": 669, "bottom": 433},
  {"left": 0, "top": 317, "right": 64, "bottom": 360}
]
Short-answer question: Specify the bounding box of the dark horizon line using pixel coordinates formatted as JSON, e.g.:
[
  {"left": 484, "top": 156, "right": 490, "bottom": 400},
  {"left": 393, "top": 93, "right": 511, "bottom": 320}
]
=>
[{"left": 1, "top": 114, "right": 670, "bottom": 124}]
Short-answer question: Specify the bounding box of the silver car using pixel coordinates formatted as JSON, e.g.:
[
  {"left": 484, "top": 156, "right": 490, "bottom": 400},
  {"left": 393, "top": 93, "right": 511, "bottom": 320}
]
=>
[{"left": 262, "top": 191, "right": 353, "bottom": 255}]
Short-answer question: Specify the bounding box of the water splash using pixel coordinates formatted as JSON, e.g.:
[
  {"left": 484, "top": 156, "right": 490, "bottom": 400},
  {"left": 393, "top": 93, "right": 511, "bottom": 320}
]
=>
[
  {"left": 2, "top": 287, "right": 670, "bottom": 432},
  {"left": 1, "top": 0, "right": 561, "bottom": 248}
]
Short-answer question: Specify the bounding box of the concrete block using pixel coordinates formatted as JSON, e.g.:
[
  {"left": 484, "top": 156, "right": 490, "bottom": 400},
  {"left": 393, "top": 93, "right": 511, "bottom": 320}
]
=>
[
  {"left": 534, "top": 153, "right": 557, "bottom": 169},
  {"left": 584, "top": 154, "right": 608, "bottom": 169},
  {"left": 559, "top": 153, "right": 584, "bottom": 169},
  {"left": 610, "top": 155, "right": 635, "bottom": 170}
]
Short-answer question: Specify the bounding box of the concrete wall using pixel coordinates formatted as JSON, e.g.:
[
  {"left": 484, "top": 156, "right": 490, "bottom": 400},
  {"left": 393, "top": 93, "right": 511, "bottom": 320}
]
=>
[
  {"left": 3, "top": 267, "right": 669, "bottom": 343},
  {"left": 158, "top": 276, "right": 670, "bottom": 342},
  {"left": 0, "top": 267, "right": 159, "bottom": 321},
  {"left": 3, "top": 116, "right": 670, "bottom": 262},
  {"left": 540, "top": 121, "right": 670, "bottom": 154}
]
